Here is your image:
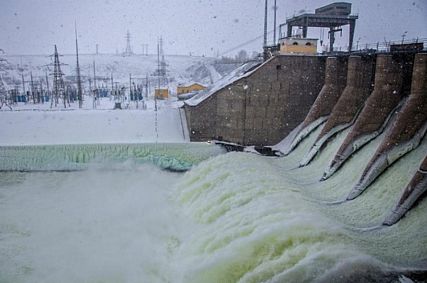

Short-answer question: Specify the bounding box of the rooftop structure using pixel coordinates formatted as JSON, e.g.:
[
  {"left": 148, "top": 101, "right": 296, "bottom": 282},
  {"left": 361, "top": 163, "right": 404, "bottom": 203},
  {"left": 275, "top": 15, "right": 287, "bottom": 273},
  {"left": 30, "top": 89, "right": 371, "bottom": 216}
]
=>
[
  {"left": 279, "top": 37, "right": 318, "bottom": 55},
  {"left": 279, "top": 2, "right": 358, "bottom": 52}
]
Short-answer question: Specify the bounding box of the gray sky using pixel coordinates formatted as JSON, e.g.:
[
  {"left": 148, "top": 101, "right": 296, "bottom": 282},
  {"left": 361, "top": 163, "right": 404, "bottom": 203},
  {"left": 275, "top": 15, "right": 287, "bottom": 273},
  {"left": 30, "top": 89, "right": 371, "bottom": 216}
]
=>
[{"left": 0, "top": 0, "right": 426, "bottom": 56}]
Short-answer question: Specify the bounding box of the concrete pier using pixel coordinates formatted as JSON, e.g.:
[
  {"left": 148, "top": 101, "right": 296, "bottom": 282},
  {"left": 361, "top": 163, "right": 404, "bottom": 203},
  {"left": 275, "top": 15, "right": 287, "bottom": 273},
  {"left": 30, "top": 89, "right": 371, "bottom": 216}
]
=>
[
  {"left": 300, "top": 55, "right": 375, "bottom": 167},
  {"left": 323, "top": 54, "right": 412, "bottom": 180},
  {"left": 319, "top": 56, "right": 375, "bottom": 180},
  {"left": 384, "top": 155, "right": 427, "bottom": 225},
  {"left": 347, "top": 53, "right": 427, "bottom": 200},
  {"left": 280, "top": 56, "right": 347, "bottom": 155}
]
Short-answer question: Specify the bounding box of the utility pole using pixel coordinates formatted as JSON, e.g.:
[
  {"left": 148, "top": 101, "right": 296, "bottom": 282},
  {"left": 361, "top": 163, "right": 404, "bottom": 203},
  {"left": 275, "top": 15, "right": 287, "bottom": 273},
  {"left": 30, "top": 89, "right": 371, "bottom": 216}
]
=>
[
  {"left": 88, "top": 78, "right": 92, "bottom": 93},
  {"left": 145, "top": 73, "right": 149, "bottom": 99},
  {"left": 21, "top": 73, "right": 25, "bottom": 97},
  {"left": 75, "top": 22, "right": 83, "bottom": 108},
  {"left": 273, "top": 0, "right": 277, "bottom": 45},
  {"left": 93, "top": 61, "right": 97, "bottom": 90},
  {"left": 263, "top": 0, "right": 268, "bottom": 47},
  {"left": 111, "top": 73, "right": 114, "bottom": 95},
  {"left": 93, "top": 61, "right": 97, "bottom": 108},
  {"left": 155, "top": 41, "right": 160, "bottom": 141},
  {"left": 156, "top": 40, "right": 160, "bottom": 110},
  {"left": 39, "top": 79, "right": 44, "bottom": 104},
  {"left": 129, "top": 73, "right": 132, "bottom": 102},
  {"left": 30, "top": 72, "right": 35, "bottom": 104}
]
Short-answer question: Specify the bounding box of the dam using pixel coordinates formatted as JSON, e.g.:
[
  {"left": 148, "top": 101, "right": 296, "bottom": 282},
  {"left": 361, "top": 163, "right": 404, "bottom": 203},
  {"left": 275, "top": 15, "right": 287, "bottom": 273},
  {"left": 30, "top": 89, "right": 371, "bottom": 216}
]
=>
[
  {"left": 184, "top": 50, "right": 427, "bottom": 227},
  {"left": 1, "top": 52, "right": 426, "bottom": 282},
  {"left": 1, "top": 1, "right": 426, "bottom": 282},
  {"left": 178, "top": 41, "right": 427, "bottom": 282}
]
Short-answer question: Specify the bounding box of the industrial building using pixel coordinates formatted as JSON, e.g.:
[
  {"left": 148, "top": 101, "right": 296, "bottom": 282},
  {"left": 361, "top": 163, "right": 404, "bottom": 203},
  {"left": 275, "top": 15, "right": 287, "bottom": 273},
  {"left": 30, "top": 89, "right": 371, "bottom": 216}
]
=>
[
  {"left": 177, "top": 83, "right": 206, "bottom": 95},
  {"left": 154, "top": 88, "right": 169, "bottom": 100},
  {"left": 279, "top": 37, "right": 318, "bottom": 55}
]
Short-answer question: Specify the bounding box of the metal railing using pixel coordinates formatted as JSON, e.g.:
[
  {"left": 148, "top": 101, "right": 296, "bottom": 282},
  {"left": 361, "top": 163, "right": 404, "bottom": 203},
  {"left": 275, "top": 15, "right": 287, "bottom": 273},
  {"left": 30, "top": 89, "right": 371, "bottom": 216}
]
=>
[{"left": 327, "top": 38, "right": 427, "bottom": 54}]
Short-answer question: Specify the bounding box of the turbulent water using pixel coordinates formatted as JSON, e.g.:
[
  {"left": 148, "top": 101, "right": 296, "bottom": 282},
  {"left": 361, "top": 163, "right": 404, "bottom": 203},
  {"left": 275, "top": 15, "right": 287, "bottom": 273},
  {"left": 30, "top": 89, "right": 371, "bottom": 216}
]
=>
[
  {"left": 0, "top": 135, "right": 426, "bottom": 283},
  {"left": 0, "top": 143, "right": 224, "bottom": 172}
]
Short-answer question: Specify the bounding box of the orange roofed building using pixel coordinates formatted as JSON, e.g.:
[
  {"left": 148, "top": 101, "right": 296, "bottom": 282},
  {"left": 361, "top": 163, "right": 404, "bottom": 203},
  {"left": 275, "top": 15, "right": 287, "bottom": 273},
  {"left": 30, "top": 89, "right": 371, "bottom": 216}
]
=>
[{"left": 177, "top": 83, "right": 206, "bottom": 95}]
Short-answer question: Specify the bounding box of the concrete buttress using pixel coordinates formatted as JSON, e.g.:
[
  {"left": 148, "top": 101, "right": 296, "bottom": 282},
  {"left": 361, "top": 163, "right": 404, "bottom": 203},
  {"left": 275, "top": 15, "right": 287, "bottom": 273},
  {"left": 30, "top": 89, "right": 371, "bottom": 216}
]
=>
[
  {"left": 323, "top": 54, "right": 411, "bottom": 180},
  {"left": 347, "top": 53, "right": 427, "bottom": 200},
  {"left": 300, "top": 55, "right": 375, "bottom": 167}
]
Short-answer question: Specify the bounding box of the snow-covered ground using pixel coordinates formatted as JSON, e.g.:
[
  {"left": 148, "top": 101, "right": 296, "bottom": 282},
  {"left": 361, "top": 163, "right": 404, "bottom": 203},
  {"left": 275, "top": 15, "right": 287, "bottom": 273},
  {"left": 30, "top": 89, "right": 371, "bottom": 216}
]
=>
[
  {"left": 0, "top": 53, "right": 245, "bottom": 146},
  {"left": 0, "top": 53, "right": 238, "bottom": 94},
  {"left": 0, "top": 97, "right": 188, "bottom": 145}
]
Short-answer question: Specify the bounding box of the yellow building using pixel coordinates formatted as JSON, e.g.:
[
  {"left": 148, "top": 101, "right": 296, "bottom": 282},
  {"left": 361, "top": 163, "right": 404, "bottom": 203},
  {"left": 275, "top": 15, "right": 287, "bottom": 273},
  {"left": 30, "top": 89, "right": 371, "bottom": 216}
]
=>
[
  {"left": 155, "top": 88, "right": 169, "bottom": 100},
  {"left": 279, "top": 37, "right": 318, "bottom": 55},
  {"left": 177, "top": 83, "right": 206, "bottom": 95}
]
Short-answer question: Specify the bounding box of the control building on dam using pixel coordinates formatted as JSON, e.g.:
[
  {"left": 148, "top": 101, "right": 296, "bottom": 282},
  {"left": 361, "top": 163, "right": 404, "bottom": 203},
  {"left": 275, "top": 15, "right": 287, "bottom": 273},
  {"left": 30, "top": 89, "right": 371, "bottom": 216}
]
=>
[{"left": 182, "top": 2, "right": 427, "bottom": 226}]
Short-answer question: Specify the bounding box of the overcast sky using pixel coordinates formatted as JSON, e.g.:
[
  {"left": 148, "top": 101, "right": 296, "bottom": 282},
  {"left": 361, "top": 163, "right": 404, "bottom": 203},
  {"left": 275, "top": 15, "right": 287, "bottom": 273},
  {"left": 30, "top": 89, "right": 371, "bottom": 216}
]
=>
[{"left": 0, "top": 0, "right": 426, "bottom": 56}]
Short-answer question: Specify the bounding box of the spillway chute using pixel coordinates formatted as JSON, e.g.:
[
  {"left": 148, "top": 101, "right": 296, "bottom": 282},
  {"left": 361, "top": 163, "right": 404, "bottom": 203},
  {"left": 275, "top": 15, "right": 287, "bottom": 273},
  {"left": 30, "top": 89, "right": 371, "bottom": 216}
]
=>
[{"left": 383, "top": 155, "right": 427, "bottom": 226}]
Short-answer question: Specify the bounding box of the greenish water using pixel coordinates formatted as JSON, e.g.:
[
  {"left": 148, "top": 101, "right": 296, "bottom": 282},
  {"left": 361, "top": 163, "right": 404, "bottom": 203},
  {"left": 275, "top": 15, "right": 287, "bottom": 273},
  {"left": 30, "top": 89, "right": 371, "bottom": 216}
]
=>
[{"left": 0, "top": 138, "right": 426, "bottom": 282}]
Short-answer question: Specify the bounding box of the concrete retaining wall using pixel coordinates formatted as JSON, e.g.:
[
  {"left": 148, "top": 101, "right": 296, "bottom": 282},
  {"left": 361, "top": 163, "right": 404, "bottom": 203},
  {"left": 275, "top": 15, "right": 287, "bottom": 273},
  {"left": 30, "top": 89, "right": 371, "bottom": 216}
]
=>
[{"left": 184, "top": 94, "right": 217, "bottom": 141}]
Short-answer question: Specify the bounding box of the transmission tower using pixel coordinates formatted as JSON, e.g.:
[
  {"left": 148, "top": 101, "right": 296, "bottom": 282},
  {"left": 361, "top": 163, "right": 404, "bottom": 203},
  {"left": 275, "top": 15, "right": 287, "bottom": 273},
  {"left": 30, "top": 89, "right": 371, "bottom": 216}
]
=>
[
  {"left": 124, "top": 30, "right": 133, "bottom": 56},
  {"left": 52, "top": 45, "right": 66, "bottom": 108}
]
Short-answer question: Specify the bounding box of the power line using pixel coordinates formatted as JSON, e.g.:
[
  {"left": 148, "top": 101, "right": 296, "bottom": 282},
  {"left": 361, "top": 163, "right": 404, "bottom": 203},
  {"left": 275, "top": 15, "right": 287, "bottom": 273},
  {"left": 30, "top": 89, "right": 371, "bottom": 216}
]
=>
[{"left": 220, "top": 29, "right": 275, "bottom": 56}]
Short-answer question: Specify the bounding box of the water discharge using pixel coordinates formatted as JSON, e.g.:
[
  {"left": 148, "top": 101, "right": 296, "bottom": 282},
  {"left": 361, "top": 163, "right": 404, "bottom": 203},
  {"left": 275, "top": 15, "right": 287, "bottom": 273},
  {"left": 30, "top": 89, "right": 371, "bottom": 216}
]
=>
[
  {"left": 0, "top": 137, "right": 426, "bottom": 282},
  {"left": 0, "top": 143, "right": 224, "bottom": 172}
]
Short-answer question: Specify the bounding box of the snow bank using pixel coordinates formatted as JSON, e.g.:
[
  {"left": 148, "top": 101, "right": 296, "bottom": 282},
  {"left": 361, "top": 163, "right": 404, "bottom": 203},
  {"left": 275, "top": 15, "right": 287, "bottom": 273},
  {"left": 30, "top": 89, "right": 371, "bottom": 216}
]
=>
[{"left": 0, "top": 101, "right": 187, "bottom": 145}]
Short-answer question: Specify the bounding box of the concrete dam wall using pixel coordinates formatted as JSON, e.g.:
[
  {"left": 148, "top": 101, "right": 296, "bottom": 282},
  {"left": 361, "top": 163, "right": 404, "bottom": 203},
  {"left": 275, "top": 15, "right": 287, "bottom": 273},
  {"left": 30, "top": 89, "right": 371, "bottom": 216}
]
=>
[
  {"left": 184, "top": 55, "right": 326, "bottom": 145},
  {"left": 183, "top": 51, "right": 427, "bottom": 224},
  {"left": 282, "top": 56, "right": 348, "bottom": 156}
]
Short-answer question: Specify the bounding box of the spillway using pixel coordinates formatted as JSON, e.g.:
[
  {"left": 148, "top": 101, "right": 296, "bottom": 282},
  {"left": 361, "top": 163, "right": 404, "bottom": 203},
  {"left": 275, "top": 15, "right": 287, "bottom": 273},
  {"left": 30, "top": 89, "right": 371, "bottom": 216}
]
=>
[
  {"left": 384, "top": 154, "right": 427, "bottom": 226},
  {"left": 1, "top": 138, "right": 426, "bottom": 282}
]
